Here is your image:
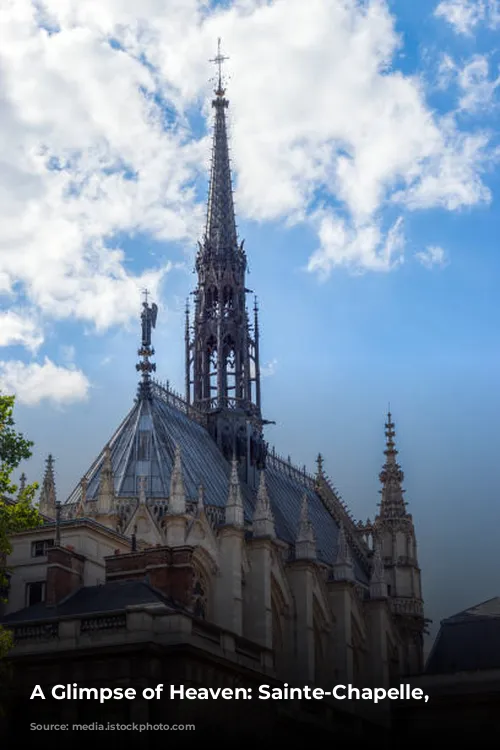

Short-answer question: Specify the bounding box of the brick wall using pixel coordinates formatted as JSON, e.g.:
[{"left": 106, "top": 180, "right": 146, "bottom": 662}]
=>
[
  {"left": 46, "top": 546, "right": 85, "bottom": 605},
  {"left": 105, "top": 545, "right": 194, "bottom": 606}
]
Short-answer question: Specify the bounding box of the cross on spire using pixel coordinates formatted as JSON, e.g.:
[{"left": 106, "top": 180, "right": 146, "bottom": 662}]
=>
[{"left": 209, "top": 37, "right": 229, "bottom": 96}]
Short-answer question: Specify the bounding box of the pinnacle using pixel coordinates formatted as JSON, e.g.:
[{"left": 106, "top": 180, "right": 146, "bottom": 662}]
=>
[
  {"left": 226, "top": 455, "right": 244, "bottom": 528},
  {"left": 253, "top": 470, "right": 275, "bottom": 539},
  {"left": 335, "top": 523, "right": 352, "bottom": 566},
  {"left": 169, "top": 444, "right": 186, "bottom": 515},
  {"left": 296, "top": 494, "right": 315, "bottom": 545},
  {"left": 379, "top": 410, "right": 407, "bottom": 519}
]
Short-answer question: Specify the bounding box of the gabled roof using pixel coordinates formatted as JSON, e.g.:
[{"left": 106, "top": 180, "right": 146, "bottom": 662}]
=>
[
  {"left": 63, "top": 385, "right": 368, "bottom": 583},
  {"left": 425, "top": 597, "right": 500, "bottom": 674}
]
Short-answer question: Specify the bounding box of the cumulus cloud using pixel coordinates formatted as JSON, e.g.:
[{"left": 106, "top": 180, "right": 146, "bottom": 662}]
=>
[
  {"left": 0, "top": 357, "right": 90, "bottom": 405},
  {"left": 415, "top": 245, "right": 448, "bottom": 269},
  {"left": 308, "top": 214, "right": 404, "bottom": 277},
  {"left": 458, "top": 56, "right": 500, "bottom": 112},
  {"left": 0, "top": 311, "right": 43, "bottom": 352},
  {"left": 0, "top": 0, "right": 496, "bottom": 319},
  {"left": 435, "top": 0, "right": 500, "bottom": 35}
]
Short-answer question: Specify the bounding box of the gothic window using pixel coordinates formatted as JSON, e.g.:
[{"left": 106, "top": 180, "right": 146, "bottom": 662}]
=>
[
  {"left": 206, "top": 336, "right": 218, "bottom": 398},
  {"left": 206, "top": 286, "right": 218, "bottom": 317},
  {"left": 271, "top": 598, "right": 284, "bottom": 674},
  {"left": 313, "top": 598, "right": 329, "bottom": 686},
  {"left": 223, "top": 286, "right": 233, "bottom": 314},
  {"left": 314, "top": 623, "right": 324, "bottom": 683},
  {"left": 224, "top": 336, "right": 236, "bottom": 397},
  {"left": 192, "top": 570, "right": 208, "bottom": 620}
]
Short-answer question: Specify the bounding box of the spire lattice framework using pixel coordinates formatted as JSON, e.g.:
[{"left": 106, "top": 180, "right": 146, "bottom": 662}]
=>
[{"left": 185, "top": 39, "right": 265, "bottom": 484}]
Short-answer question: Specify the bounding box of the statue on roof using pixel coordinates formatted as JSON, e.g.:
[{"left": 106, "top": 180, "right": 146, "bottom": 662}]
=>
[{"left": 141, "top": 294, "right": 158, "bottom": 349}]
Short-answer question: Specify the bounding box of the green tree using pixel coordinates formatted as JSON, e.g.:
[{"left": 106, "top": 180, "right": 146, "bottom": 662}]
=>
[{"left": 0, "top": 394, "right": 42, "bottom": 658}]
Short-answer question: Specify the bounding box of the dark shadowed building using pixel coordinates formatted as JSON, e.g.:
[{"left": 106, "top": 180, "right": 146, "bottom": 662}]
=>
[{"left": 394, "top": 597, "right": 500, "bottom": 738}]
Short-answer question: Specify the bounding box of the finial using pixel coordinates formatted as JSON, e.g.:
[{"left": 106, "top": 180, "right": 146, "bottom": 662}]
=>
[{"left": 209, "top": 37, "right": 229, "bottom": 97}]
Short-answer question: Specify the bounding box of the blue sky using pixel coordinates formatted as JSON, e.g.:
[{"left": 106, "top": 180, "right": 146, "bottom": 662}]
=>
[{"left": 1, "top": 0, "right": 500, "bottom": 642}]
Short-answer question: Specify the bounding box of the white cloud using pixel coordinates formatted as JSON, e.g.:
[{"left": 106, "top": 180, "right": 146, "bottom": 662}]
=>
[
  {"left": 0, "top": 310, "right": 43, "bottom": 352},
  {"left": 435, "top": 0, "right": 500, "bottom": 35},
  {"left": 261, "top": 359, "right": 278, "bottom": 378},
  {"left": 393, "top": 117, "right": 492, "bottom": 211},
  {"left": 437, "top": 54, "right": 500, "bottom": 112},
  {"left": 0, "top": 357, "right": 90, "bottom": 405},
  {"left": 415, "top": 245, "right": 448, "bottom": 269},
  {"left": 437, "top": 54, "right": 458, "bottom": 90},
  {"left": 60, "top": 345, "right": 76, "bottom": 363},
  {"left": 0, "top": 0, "right": 495, "bottom": 314},
  {"left": 308, "top": 214, "right": 405, "bottom": 277},
  {"left": 458, "top": 56, "right": 500, "bottom": 112}
]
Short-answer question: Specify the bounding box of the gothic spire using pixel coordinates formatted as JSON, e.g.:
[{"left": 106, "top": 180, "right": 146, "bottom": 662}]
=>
[
  {"left": 169, "top": 444, "right": 186, "bottom": 515},
  {"left": 295, "top": 494, "right": 316, "bottom": 560},
  {"left": 378, "top": 410, "right": 407, "bottom": 519},
  {"left": 39, "top": 454, "right": 56, "bottom": 517},
  {"left": 225, "top": 456, "right": 245, "bottom": 528},
  {"left": 75, "top": 477, "right": 87, "bottom": 517},
  {"left": 253, "top": 470, "right": 275, "bottom": 538},
  {"left": 203, "top": 37, "right": 238, "bottom": 257},
  {"left": 186, "top": 40, "right": 265, "bottom": 487},
  {"left": 316, "top": 453, "right": 324, "bottom": 481},
  {"left": 97, "top": 444, "right": 115, "bottom": 514},
  {"left": 136, "top": 289, "right": 158, "bottom": 401}
]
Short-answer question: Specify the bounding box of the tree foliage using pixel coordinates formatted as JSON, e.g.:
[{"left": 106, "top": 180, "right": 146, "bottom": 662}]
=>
[{"left": 0, "top": 394, "right": 42, "bottom": 658}]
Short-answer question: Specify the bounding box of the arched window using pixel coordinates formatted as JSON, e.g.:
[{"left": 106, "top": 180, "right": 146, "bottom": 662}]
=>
[
  {"left": 191, "top": 569, "right": 208, "bottom": 620},
  {"left": 351, "top": 617, "right": 366, "bottom": 686},
  {"left": 313, "top": 598, "right": 330, "bottom": 686}
]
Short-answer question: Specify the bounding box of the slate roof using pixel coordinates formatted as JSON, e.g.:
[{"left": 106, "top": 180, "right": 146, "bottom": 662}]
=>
[
  {"left": 1, "top": 580, "right": 180, "bottom": 624},
  {"left": 425, "top": 597, "right": 500, "bottom": 674},
  {"left": 63, "top": 384, "right": 368, "bottom": 584}
]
